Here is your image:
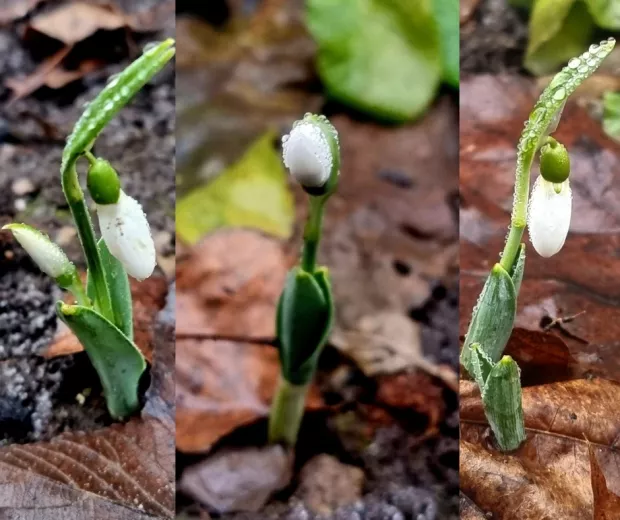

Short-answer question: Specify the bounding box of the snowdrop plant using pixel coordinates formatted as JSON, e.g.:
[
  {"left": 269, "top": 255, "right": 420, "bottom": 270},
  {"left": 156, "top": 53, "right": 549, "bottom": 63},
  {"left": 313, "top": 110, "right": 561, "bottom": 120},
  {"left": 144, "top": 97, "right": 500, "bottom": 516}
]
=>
[
  {"left": 460, "top": 39, "right": 615, "bottom": 451},
  {"left": 3, "top": 40, "right": 175, "bottom": 420},
  {"left": 268, "top": 114, "right": 339, "bottom": 447}
]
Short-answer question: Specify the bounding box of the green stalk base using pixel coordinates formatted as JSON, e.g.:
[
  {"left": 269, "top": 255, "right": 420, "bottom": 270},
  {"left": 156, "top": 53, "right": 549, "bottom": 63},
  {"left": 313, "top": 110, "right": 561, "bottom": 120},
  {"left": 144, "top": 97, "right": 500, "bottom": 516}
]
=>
[{"left": 268, "top": 377, "right": 309, "bottom": 447}]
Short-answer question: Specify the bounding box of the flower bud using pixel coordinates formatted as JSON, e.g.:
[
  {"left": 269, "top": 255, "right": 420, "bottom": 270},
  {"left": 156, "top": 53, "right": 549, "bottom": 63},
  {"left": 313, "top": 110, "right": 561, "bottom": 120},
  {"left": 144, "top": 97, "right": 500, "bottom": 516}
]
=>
[
  {"left": 87, "top": 158, "right": 121, "bottom": 205},
  {"left": 3, "top": 223, "right": 75, "bottom": 283},
  {"left": 539, "top": 139, "right": 570, "bottom": 184},
  {"left": 282, "top": 114, "right": 339, "bottom": 193},
  {"left": 527, "top": 176, "right": 572, "bottom": 258},
  {"left": 96, "top": 190, "right": 156, "bottom": 280}
]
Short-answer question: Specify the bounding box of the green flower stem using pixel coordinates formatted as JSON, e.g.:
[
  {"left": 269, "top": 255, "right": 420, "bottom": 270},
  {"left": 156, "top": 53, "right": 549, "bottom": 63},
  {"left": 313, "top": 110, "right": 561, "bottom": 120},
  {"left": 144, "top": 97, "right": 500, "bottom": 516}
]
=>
[
  {"left": 67, "top": 271, "right": 89, "bottom": 307},
  {"left": 61, "top": 158, "right": 113, "bottom": 321},
  {"left": 301, "top": 195, "right": 326, "bottom": 273},
  {"left": 500, "top": 146, "right": 536, "bottom": 273},
  {"left": 268, "top": 376, "right": 309, "bottom": 446}
]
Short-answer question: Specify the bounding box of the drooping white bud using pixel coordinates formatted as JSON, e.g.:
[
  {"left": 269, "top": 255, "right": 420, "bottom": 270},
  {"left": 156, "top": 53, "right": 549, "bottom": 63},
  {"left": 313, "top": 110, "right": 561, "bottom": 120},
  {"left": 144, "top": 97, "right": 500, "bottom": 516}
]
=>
[
  {"left": 96, "top": 190, "right": 156, "bottom": 280},
  {"left": 3, "top": 223, "right": 74, "bottom": 280},
  {"left": 527, "top": 176, "right": 572, "bottom": 258},
  {"left": 282, "top": 116, "right": 336, "bottom": 188}
]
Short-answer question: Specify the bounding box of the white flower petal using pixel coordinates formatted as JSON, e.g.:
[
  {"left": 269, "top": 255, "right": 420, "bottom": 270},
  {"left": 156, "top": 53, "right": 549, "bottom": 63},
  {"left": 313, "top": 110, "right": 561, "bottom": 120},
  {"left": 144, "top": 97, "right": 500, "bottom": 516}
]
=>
[
  {"left": 282, "top": 121, "right": 332, "bottom": 187},
  {"left": 4, "top": 223, "right": 73, "bottom": 279},
  {"left": 97, "top": 191, "right": 156, "bottom": 280},
  {"left": 527, "top": 176, "right": 572, "bottom": 258}
]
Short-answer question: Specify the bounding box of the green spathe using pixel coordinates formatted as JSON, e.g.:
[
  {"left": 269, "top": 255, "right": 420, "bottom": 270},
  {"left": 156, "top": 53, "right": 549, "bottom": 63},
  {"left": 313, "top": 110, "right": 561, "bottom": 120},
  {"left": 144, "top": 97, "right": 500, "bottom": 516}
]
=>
[{"left": 276, "top": 267, "right": 334, "bottom": 385}]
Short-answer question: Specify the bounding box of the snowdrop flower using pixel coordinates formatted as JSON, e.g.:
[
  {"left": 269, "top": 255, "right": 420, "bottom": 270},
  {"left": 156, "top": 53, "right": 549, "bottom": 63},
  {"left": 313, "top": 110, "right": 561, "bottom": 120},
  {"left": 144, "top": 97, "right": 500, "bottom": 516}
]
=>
[
  {"left": 3, "top": 223, "right": 75, "bottom": 282},
  {"left": 282, "top": 114, "right": 339, "bottom": 190},
  {"left": 527, "top": 176, "right": 572, "bottom": 258},
  {"left": 527, "top": 138, "right": 572, "bottom": 258},
  {"left": 96, "top": 191, "right": 156, "bottom": 280}
]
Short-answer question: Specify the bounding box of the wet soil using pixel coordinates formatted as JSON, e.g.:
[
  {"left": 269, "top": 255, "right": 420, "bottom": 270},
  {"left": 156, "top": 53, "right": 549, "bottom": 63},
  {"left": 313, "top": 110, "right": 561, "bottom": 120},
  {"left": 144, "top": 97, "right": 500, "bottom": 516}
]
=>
[
  {"left": 0, "top": 2, "right": 173, "bottom": 444},
  {"left": 460, "top": 0, "right": 529, "bottom": 75}
]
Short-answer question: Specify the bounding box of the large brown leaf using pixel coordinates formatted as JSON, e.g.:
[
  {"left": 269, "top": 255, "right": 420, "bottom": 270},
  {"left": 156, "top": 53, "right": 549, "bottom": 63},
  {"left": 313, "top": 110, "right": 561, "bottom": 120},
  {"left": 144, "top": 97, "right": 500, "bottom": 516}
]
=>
[
  {"left": 176, "top": 338, "right": 323, "bottom": 454},
  {"left": 460, "top": 75, "right": 620, "bottom": 519},
  {"left": 0, "top": 283, "right": 175, "bottom": 518}
]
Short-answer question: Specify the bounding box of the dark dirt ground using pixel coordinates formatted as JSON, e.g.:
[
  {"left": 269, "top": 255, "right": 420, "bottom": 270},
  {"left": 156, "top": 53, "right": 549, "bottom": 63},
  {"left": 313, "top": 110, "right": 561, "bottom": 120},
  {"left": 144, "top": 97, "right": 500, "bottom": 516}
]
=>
[
  {"left": 0, "top": 0, "right": 174, "bottom": 445},
  {"left": 175, "top": 2, "right": 460, "bottom": 519},
  {"left": 460, "top": 0, "right": 528, "bottom": 75}
]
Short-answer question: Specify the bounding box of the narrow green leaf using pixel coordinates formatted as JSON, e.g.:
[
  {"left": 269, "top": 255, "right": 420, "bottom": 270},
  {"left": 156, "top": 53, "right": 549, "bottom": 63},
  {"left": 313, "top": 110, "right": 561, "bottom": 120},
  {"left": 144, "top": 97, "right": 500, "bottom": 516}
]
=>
[
  {"left": 62, "top": 39, "right": 175, "bottom": 172},
  {"left": 482, "top": 356, "right": 526, "bottom": 451},
  {"left": 460, "top": 263, "right": 517, "bottom": 377},
  {"left": 509, "top": 243, "right": 526, "bottom": 296},
  {"left": 277, "top": 267, "right": 331, "bottom": 385},
  {"left": 88, "top": 238, "right": 133, "bottom": 340},
  {"left": 468, "top": 343, "right": 495, "bottom": 393},
  {"left": 56, "top": 302, "right": 145, "bottom": 419}
]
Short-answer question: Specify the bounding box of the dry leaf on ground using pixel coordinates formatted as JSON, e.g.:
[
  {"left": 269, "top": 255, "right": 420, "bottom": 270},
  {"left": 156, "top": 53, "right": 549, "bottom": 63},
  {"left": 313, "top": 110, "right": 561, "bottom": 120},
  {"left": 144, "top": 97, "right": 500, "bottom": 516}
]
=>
[
  {"left": 176, "top": 229, "right": 288, "bottom": 339},
  {"left": 176, "top": 339, "right": 324, "bottom": 454},
  {"left": 28, "top": 3, "right": 126, "bottom": 44}
]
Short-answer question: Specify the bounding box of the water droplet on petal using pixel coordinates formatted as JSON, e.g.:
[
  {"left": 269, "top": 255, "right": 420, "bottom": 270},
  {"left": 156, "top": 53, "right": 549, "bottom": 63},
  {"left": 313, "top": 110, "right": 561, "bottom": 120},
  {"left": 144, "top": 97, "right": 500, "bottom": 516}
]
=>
[{"left": 568, "top": 58, "right": 580, "bottom": 69}]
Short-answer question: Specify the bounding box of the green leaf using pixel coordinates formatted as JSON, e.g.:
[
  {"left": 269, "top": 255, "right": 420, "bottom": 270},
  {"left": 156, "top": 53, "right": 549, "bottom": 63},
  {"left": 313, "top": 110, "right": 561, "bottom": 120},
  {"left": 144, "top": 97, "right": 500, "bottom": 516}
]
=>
[
  {"left": 482, "top": 356, "right": 526, "bottom": 451},
  {"left": 509, "top": 243, "right": 526, "bottom": 296},
  {"left": 460, "top": 263, "right": 517, "bottom": 377},
  {"left": 277, "top": 267, "right": 332, "bottom": 385},
  {"left": 431, "top": 0, "right": 459, "bottom": 87},
  {"left": 176, "top": 132, "right": 294, "bottom": 244},
  {"left": 525, "top": 0, "right": 594, "bottom": 76},
  {"left": 603, "top": 91, "right": 620, "bottom": 141},
  {"left": 88, "top": 238, "right": 133, "bottom": 340},
  {"left": 587, "top": 0, "right": 620, "bottom": 29},
  {"left": 469, "top": 343, "right": 495, "bottom": 392},
  {"left": 56, "top": 302, "right": 145, "bottom": 419},
  {"left": 306, "top": 0, "right": 441, "bottom": 122}
]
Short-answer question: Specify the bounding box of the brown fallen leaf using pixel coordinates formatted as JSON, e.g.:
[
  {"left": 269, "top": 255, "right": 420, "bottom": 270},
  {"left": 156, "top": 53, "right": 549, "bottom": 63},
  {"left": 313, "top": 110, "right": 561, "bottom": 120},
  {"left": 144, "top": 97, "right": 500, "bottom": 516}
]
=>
[
  {"left": 0, "top": 284, "right": 175, "bottom": 518},
  {"left": 176, "top": 339, "right": 324, "bottom": 454},
  {"left": 5, "top": 45, "right": 72, "bottom": 101},
  {"left": 0, "top": 0, "right": 44, "bottom": 25},
  {"left": 44, "top": 276, "right": 169, "bottom": 362},
  {"left": 335, "top": 311, "right": 458, "bottom": 391},
  {"left": 460, "top": 378, "right": 620, "bottom": 519},
  {"left": 590, "top": 442, "right": 620, "bottom": 519},
  {"left": 376, "top": 372, "right": 446, "bottom": 433},
  {"left": 28, "top": 3, "right": 126, "bottom": 45},
  {"left": 176, "top": 229, "right": 288, "bottom": 339},
  {"left": 179, "top": 445, "right": 293, "bottom": 514}
]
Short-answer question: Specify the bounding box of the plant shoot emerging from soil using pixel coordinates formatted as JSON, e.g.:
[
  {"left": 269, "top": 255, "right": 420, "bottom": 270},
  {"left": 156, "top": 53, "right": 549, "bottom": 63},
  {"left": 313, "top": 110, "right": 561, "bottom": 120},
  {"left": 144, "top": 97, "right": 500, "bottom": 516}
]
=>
[
  {"left": 3, "top": 40, "right": 175, "bottom": 420},
  {"left": 268, "top": 113, "right": 340, "bottom": 447},
  {"left": 460, "top": 39, "right": 615, "bottom": 451}
]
